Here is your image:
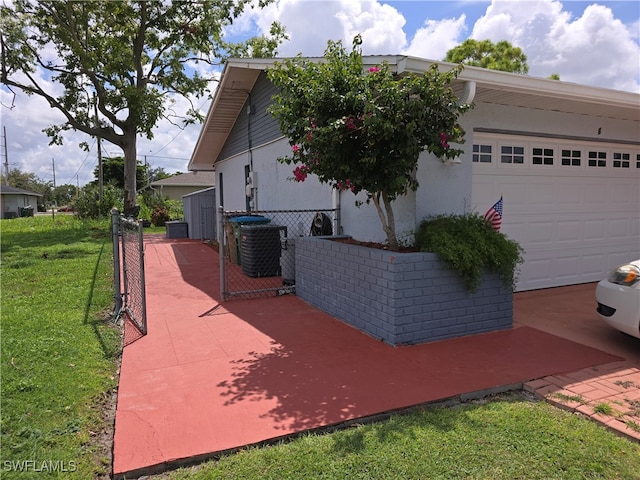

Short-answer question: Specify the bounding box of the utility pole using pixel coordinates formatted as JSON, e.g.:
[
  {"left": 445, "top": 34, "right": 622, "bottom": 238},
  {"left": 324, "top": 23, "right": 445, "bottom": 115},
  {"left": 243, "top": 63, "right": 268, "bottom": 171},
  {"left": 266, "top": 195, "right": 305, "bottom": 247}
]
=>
[
  {"left": 52, "top": 158, "right": 56, "bottom": 219},
  {"left": 3, "top": 126, "right": 8, "bottom": 186}
]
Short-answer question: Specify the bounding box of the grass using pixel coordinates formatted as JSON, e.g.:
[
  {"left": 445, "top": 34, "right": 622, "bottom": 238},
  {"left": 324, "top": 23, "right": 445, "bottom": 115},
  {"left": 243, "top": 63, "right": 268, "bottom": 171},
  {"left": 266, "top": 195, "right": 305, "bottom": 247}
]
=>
[
  {"left": 593, "top": 402, "right": 615, "bottom": 416},
  {"left": 1, "top": 215, "right": 120, "bottom": 479},
  {"left": 163, "top": 393, "right": 640, "bottom": 480},
  {"left": 2, "top": 216, "right": 640, "bottom": 479}
]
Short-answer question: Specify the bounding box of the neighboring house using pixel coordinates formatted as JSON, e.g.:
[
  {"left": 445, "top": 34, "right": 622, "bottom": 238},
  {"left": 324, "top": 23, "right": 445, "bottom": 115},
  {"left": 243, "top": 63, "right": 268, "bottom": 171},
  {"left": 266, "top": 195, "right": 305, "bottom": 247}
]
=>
[
  {"left": 0, "top": 185, "right": 42, "bottom": 218},
  {"left": 148, "top": 171, "right": 216, "bottom": 201},
  {"left": 188, "top": 56, "right": 640, "bottom": 292}
]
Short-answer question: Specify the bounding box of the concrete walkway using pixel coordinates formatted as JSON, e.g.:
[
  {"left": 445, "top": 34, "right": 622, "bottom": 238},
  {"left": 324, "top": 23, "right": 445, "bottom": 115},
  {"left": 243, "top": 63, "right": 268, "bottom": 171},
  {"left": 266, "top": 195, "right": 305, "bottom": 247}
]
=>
[{"left": 112, "top": 237, "right": 637, "bottom": 478}]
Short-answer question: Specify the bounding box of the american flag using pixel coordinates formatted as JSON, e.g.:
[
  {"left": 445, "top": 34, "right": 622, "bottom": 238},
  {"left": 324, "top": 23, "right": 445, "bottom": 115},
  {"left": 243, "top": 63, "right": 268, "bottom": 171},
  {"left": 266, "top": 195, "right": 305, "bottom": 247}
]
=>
[{"left": 484, "top": 196, "right": 503, "bottom": 231}]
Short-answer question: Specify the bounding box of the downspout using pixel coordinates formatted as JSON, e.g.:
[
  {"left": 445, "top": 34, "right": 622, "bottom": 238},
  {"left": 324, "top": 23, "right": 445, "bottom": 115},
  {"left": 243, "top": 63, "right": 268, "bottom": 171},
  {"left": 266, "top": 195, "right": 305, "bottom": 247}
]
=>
[
  {"left": 459, "top": 80, "right": 476, "bottom": 105},
  {"left": 246, "top": 92, "right": 256, "bottom": 211},
  {"left": 442, "top": 81, "right": 476, "bottom": 165}
]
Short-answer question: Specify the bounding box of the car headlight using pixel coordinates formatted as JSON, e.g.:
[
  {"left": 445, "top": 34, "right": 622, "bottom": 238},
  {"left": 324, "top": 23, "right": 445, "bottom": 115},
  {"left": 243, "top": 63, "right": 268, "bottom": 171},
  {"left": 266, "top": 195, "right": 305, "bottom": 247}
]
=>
[{"left": 607, "top": 264, "right": 640, "bottom": 286}]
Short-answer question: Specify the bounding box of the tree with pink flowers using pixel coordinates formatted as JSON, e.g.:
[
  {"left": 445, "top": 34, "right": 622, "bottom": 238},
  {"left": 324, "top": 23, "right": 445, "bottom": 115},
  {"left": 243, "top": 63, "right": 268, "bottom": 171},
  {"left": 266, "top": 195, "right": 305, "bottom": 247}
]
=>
[{"left": 268, "top": 36, "right": 470, "bottom": 249}]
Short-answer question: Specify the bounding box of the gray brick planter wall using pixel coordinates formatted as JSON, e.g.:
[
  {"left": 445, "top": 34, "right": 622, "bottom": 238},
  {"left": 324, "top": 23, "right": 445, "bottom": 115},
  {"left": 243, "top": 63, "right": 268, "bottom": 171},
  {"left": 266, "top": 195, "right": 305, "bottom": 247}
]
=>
[{"left": 295, "top": 237, "right": 512, "bottom": 346}]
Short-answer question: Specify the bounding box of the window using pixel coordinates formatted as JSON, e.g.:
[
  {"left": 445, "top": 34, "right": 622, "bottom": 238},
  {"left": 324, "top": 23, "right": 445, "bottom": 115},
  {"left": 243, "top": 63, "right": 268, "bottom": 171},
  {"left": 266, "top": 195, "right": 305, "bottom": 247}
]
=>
[
  {"left": 532, "top": 147, "right": 554, "bottom": 165},
  {"left": 637, "top": 153, "right": 640, "bottom": 169},
  {"left": 561, "top": 149, "right": 581, "bottom": 166},
  {"left": 612, "top": 152, "right": 630, "bottom": 168},
  {"left": 473, "top": 144, "right": 492, "bottom": 163},
  {"left": 500, "top": 145, "right": 524, "bottom": 164},
  {"left": 588, "top": 151, "right": 606, "bottom": 167}
]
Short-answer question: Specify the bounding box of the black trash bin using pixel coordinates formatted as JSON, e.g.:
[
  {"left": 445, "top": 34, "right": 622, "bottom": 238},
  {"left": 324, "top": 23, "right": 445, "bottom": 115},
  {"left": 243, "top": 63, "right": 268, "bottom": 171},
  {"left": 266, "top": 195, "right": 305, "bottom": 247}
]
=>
[
  {"left": 240, "top": 224, "right": 287, "bottom": 277},
  {"left": 19, "top": 206, "right": 34, "bottom": 217}
]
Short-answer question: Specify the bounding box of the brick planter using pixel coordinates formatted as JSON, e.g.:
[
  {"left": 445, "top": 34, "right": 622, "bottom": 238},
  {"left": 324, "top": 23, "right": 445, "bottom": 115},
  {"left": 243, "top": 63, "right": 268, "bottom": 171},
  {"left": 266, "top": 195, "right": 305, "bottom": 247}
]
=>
[{"left": 295, "top": 237, "right": 512, "bottom": 346}]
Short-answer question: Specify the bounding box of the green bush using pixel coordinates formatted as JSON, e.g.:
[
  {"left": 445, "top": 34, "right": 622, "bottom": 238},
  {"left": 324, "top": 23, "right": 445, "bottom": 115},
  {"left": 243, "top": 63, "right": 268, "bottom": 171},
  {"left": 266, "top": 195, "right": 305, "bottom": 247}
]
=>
[
  {"left": 150, "top": 206, "right": 170, "bottom": 227},
  {"left": 136, "top": 194, "right": 152, "bottom": 221},
  {"left": 415, "top": 213, "right": 524, "bottom": 291},
  {"left": 139, "top": 192, "right": 182, "bottom": 222},
  {"left": 72, "top": 184, "right": 124, "bottom": 219}
]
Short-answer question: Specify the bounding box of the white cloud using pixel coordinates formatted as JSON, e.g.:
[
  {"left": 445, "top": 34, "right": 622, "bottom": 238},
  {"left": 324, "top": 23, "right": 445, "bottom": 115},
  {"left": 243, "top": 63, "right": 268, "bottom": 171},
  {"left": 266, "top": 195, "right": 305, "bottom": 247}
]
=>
[
  {"left": 404, "top": 15, "right": 468, "bottom": 60},
  {"left": 236, "top": 0, "right": 407, "bottom": 57},
  {"left": 471, "top": 0, "right": 640, "bottom": 91},
  {"left": 2, "top": 0, "right": 638, "bottom": 186}
]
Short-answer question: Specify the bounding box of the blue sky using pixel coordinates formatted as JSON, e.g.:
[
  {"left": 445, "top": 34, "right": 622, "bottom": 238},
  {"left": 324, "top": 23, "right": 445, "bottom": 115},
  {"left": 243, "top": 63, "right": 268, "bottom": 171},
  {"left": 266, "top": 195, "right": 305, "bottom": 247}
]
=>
[
  {"left": 392, "top": 1, "right": 639, "bottom": 34},
  {"left": 1, "top": 0, "right": 639, "bottom": 188}
]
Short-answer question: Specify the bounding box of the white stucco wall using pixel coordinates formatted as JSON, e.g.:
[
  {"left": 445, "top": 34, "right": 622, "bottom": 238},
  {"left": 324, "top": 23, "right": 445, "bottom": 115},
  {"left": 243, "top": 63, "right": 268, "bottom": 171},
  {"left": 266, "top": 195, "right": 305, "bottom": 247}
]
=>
[
  {"left": 215, "top": 102, "right": 638, "bottom": 245},
  {"left": 215, "top": 138, "right": 334, "bottom": 213},
  {"left": 339, "top": 189, "right": 417, "bottom": 244},
  {"left": 468, "top": 103, "right": 638, "bottom": 141}
]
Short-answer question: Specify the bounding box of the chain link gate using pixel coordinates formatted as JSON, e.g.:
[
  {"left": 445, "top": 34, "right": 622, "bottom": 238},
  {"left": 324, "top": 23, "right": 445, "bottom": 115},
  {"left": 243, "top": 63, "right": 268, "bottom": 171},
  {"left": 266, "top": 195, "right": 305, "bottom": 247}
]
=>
[
  {"left": 218, "top": 208, "right": 338, "bottom": 300},
  {"left": 111, "top": 209, "right": 147, "bottom": 345}
]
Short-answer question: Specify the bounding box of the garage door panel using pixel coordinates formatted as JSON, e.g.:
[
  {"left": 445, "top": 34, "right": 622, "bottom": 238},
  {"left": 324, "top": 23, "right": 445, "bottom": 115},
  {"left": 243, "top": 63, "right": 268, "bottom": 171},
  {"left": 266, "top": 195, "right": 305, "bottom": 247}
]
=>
[
  {"left": 557, "top": 221, "right": 580, "bottom": 242},
  {"left": 472, "top": 133, "right": 639, "bottom": 291},
  {"left": 583, "top": 220, "right": 606, "bottom": 241},
  {"left": 582, "top": 254, "right": 606, "bottom": 277},
  {"left": 525, "top": 221, "right": 555, "bottom": 245},
  {"left": 608, "top": 219, "right": 629, "bottom": 238}
]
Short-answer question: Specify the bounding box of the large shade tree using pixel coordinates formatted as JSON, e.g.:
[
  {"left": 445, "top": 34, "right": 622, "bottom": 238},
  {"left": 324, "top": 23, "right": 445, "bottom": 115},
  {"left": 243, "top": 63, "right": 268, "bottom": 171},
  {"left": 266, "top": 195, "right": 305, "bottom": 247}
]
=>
[
  {"left": 268, "top": 36, "right": 470, "bottom": 249},
  {"left": 445, "top": 39, "right": 528, "bottom": 74},
  {"left": 1, "top": 0, "right": 285, "bottom": 213}
]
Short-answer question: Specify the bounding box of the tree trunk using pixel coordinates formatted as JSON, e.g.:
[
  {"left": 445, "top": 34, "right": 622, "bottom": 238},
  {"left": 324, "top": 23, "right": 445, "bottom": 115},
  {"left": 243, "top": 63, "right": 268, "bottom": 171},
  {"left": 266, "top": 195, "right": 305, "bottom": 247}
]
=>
[
  {"left": 371, "top": 190, "right": 399, "bottom": 250},
  {"left": 121, "top": 134, "right": 138, "bottom": 216}
]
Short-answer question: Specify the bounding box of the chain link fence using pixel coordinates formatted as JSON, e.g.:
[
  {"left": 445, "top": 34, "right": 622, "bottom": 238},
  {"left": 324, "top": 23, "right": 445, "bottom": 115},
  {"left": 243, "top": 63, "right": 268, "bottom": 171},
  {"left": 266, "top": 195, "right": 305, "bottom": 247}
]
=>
[
  {"left": 219, "top": 208, "right": 339, "bottom": 300},
  {"left": 112, "top": 210, "right": 147, "bottom": 346}
]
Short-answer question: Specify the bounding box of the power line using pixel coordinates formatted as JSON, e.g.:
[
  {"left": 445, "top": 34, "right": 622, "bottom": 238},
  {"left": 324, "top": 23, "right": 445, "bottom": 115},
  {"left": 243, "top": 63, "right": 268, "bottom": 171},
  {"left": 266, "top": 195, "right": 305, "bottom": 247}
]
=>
[{"left": 65, "top": 138, "right": 96, "bottom": 186}]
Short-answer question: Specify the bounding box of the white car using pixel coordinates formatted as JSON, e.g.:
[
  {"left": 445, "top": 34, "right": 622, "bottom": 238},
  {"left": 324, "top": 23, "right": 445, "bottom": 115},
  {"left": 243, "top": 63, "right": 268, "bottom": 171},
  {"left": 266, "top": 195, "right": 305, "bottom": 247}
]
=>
[{"left": 596, "top": 260, "right": 640, "bottom": 339}]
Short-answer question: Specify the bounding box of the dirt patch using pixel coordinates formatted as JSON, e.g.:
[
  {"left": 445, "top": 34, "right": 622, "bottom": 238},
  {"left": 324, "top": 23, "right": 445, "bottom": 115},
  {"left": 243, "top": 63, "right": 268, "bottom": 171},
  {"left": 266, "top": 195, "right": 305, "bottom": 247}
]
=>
[
  {"left": 91, "top": 321, "right": 123, "bottom": 479},
  {"left": 92, "top": 384, "right": 119, "bottom": 479},
  {"left": 332, "top": 236, "right": 418, "bottom": 253}
]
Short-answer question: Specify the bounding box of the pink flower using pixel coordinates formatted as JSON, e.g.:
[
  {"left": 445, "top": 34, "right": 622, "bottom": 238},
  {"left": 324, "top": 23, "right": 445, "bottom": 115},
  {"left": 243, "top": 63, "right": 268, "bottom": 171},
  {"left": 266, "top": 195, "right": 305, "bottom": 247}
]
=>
[
  {"left": 292, "top": 144, "right": 300, "bottom": 153},
  {"left": 439, "top": 132, "right": 450, "bottom": 149},
  {"left": 345, "top": 116, "right": 357, "bottom": 130},
  {"left": 293, "top": 165, "right": 308, "bottom": 182},
  {"left": 368, "top": 66, "right": 380, "bottom": 73}
]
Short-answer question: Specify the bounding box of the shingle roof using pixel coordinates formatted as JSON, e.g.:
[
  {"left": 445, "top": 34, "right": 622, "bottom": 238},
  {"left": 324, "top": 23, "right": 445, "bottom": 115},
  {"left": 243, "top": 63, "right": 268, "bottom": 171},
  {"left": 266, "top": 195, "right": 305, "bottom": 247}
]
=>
[{"left": 0, "top": 185, "right": 43, "bottom": 196}]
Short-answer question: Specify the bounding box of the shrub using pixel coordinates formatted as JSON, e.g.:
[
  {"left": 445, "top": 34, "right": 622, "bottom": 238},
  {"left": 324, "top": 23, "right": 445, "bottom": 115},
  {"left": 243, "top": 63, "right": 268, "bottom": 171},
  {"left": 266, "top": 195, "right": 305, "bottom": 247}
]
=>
[
  {"left": 139, "top": 193, "right": 182, "bottom": 222},
  {"left": 150, "top": 207, "right": 170, "bottom": 227},
  {"left": 415, "top": 213, "right": 524, "bottom": 291},
  {"left": 72, "top": 184, "right": 124, "bottom": 219}
]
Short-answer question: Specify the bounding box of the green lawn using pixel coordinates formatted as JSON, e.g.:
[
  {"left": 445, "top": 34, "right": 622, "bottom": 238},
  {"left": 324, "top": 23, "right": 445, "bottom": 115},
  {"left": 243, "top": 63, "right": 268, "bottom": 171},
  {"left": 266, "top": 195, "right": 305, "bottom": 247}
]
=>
[
  {"left": 1, "top": 216, "right": 120, "bottom": 479},
  {"left": 1, "top": 216, "right": 639, "bottom": 480},
  {"left": 166, "top": 394, "right": 640, "bottom": 480}
]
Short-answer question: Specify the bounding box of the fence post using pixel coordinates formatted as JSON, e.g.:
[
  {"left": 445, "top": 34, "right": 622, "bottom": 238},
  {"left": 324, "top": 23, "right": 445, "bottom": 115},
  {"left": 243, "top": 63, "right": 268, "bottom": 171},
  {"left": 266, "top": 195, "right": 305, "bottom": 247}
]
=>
[
  {"left": 111, "top": 208, "right": 123, "bottom": 315},
  {"left": 218, "top": 206, "right": 226, "bottom": 301}
]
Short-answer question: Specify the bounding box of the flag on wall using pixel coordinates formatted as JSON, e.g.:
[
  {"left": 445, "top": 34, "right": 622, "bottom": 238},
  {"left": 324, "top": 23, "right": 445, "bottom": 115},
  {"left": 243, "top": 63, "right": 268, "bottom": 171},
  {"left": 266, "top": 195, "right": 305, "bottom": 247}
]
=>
[{"left": 484, "top": 196, "right": 503, "bottom": 231}]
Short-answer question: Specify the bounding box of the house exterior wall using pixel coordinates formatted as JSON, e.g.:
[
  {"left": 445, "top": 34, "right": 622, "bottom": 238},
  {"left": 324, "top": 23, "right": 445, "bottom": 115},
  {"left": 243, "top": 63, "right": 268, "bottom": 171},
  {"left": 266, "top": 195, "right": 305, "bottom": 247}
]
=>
[
  {"left": 467, "top": 103, "right": 638, "bottom": 142},
  {"left": 153, "top": 185, "right": 212, "bottom": 201},
  {"left": 216, "top": 139, "right": 334, "bottom": 213},
  {"left": 214, "top": 76, "right": 639, "bottom": 247},
  {"left": 219, "top": 72, "right": 282, "bottom": 160},
  {"left": 1, "top": 194, "right": 39, "bottom": 218}
]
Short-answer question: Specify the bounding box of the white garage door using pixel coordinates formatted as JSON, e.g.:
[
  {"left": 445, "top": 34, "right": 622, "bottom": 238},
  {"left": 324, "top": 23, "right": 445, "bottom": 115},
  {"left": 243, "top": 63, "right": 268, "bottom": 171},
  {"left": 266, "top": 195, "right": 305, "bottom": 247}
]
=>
[{"left": 472, "top": 132, "right": 640, "bottom": 291}]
